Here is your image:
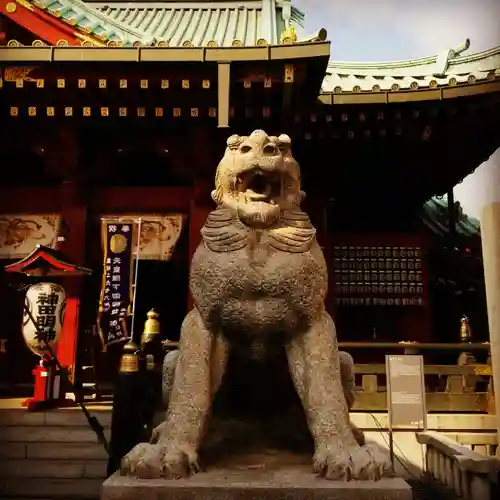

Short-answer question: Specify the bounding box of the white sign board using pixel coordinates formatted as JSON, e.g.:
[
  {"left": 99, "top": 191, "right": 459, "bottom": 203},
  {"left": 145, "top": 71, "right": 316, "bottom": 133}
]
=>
[
  {"left": 386, "top": 354, "right": 426, "bottom": 430},
  {"left": 22, "top": 282, "right": 65, "bottom": 356}
]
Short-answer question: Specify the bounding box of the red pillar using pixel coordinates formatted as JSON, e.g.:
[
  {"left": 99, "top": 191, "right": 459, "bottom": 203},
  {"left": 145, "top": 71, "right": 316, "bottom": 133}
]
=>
[
  {"left": 56, "top": 183, "right": 87, "bottom": 383},
  {"left": 186, "top": 127, "right": 215, "bottom": 311},
  {"left": 48, "top": 129, "right": 86, "bottom": 385}
]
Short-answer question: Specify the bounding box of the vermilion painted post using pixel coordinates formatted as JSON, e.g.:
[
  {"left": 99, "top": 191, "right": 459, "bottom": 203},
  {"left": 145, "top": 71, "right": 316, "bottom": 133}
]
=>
[{"left": 52, "top": 130, "right": 87, "bottom": 386}]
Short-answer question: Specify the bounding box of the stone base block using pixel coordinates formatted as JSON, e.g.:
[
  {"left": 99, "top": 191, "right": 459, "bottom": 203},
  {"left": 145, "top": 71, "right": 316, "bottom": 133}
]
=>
[{"left": 101, "top": 466, "right": 412, "bottom": 500}]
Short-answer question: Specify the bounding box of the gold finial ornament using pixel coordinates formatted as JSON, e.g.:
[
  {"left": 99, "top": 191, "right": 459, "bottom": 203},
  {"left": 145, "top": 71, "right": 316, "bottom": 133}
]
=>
[
  {"left": 141, "top": 309, "right": 160, "bottom": 347},
  {"left": 460, "top": 315, "right": 472, "bottom": 343},
  {"left": 280, "top": 25, "right": 297, "bottom": 44},
  {"left": 119, "top": 340, "right": 140, "bottom": 373}
]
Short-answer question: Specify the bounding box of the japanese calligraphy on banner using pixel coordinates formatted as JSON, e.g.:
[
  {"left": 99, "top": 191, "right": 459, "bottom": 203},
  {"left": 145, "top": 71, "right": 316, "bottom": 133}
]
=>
[
  {"left": 22, "top": 283, "right": 66, "bottom": 356},
  {"left": 101, "top": 214, "right": 184, "bottom": 261},
  {"left": 97, "top": 222, "right": 134, "bottom": 346},
  {"left": 0, "top": 214, "right": 61, "bottom": 259}
]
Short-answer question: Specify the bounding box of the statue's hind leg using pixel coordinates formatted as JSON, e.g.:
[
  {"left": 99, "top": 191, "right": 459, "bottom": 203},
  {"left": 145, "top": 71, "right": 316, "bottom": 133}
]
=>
[
  {"left": 121, "top": 308, "right": 228, "bottom": 479},
  {"left": 286, "top": 312, "right": 389, "bottom": 480},
  {"left": 338, "top": 351, "right": 365, "bottom": 446}
]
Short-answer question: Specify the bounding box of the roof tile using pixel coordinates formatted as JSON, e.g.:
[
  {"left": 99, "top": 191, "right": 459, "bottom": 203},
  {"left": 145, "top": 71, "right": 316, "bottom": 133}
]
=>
[{"left": 323, "top": 42, "right": 500, "bottom": 93}]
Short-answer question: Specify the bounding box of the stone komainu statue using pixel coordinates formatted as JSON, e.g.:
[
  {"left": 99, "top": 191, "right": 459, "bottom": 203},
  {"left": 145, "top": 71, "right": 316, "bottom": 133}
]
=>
[{"left": 122, "top": 130, "right": 390, "bottom": 481}]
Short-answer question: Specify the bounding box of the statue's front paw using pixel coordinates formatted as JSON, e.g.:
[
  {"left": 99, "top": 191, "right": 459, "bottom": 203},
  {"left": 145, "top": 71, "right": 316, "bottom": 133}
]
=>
[
  {"left": 313, "top": 442, "right": 390, "bottom": 481},
  {"left": 121, "top": 442, "right": 200, "bottom": 479}
]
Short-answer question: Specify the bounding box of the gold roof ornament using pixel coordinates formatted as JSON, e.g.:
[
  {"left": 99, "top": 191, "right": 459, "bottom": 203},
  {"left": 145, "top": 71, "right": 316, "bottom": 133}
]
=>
[
  {"left": 119, "top": 340, "right": 140, "bottom": 373},
  {"left": 141, "top": 309, "right": 161, "bottom": 347},
  {"left": 301, "top": 28, "right": 328, "bottom": 43},
  {"left": 280, "top": 25, "right": 297, "bottom": 45}
]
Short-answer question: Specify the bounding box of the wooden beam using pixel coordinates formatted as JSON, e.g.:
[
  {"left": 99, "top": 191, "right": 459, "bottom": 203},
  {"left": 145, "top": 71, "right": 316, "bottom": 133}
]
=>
[
  {"left": 217, "top": 62, "right": 230, "bottom": 128},
  {"left": 352, "top": 392, "right": 490, "bottom": 412},
  {"left": 0, "top": 42, "right": 331, "bottom": 63},
  {"left": 354, "top": 363, "right": 492, "bottom": 376}
]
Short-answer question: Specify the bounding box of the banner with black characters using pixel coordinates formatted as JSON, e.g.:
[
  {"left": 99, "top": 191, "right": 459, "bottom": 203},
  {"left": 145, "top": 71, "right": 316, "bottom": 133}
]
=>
[{"left": 97, "top": 222, "right": 135, "bottom": 346}]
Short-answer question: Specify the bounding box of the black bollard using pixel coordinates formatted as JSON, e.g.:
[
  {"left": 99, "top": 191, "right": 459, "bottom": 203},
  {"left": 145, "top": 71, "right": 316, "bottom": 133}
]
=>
[{"left": 107, "top": 340, "right": 148, "bottom": 477}]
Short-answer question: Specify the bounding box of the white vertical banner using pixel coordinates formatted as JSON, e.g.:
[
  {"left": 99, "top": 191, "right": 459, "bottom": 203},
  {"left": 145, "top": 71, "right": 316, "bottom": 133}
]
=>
[{"left": 129, "top": 218, "right": 142, "bottom": 340}]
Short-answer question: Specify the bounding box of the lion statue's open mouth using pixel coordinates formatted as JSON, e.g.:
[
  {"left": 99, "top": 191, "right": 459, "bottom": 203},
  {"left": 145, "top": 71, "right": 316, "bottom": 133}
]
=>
[
  {"left": 212, "top": 130, "right": 302, "bottom": 229},
  {"left": 237, "top": 168, "right": 280, "bottom": 203}
]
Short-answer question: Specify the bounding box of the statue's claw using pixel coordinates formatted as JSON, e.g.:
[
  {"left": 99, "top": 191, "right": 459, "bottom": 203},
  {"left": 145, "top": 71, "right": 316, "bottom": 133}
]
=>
[
  {"left": 150, "top": 421, "right": 167, "bottom": 444},
  {"left": 120, "top": 442, "right": 200, "bottom": 479},
  {"left": 161, "top": 443, "right": 201, "bottom": 479},
  {"left": 313, "top": 443, "right": 390, "bottom": 481},
  {"left": 120, "top": 442, "right": 152, "bottom": 476}
]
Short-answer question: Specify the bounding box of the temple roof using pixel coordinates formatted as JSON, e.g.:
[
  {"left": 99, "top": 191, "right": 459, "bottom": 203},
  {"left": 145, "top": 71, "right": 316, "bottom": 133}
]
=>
[
  {"left": 322, "top": 39, "right": 500, "bottom": 93},
  {"left": 28, "top": 0, "right": 304, "bottom": 46},
  {"left": 1, "top": 1, "right": 499, "bottom": 100},
  {"left": 421, "top": 197, "right": 480, "bottom": 240}
]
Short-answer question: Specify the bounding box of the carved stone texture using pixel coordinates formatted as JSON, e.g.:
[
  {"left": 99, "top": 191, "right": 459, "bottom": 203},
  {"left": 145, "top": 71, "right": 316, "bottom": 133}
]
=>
[{"left": 121, "top": 130, "right": 390, "bottom": 481}]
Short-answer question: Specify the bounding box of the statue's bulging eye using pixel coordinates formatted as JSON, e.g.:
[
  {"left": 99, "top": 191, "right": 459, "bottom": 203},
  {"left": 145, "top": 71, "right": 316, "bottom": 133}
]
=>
[
  {"left": 263, "top": 144, "right": 276, "bottom": 155},
  {"left": 240, "top": 145, "right": 252, "bottom": 154}
]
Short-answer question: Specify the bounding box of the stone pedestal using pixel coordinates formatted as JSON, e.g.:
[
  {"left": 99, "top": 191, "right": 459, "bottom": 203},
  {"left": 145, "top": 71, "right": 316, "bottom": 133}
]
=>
[{"left": 101, "top": 466, "right": 412, "bottom": 500}]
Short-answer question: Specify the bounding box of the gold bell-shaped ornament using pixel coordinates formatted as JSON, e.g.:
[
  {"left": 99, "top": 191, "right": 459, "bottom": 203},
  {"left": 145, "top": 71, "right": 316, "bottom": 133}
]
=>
[
  {"left": 459, "top": 315, "right": 472, "bottom": 344},
  {"left": 141, "top": 309, "right": 161, "bottom": 347},
  {"left": 119, "top": 340, "right": 140, "bottom": 373}
]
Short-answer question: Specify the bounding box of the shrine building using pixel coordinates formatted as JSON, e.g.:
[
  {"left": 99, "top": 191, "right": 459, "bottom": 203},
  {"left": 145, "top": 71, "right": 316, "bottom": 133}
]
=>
[{"left": 0, "top": 0, "right": 500, "bottom": 390}]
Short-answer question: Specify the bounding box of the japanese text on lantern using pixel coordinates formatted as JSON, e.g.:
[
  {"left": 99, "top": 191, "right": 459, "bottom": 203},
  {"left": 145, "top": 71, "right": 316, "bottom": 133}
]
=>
[{"left": 36, "top": 291, "right": 59, "bottom": 341}]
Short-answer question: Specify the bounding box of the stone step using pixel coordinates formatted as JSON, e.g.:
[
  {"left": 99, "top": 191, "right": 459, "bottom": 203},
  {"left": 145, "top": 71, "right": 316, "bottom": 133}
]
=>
[
  {"left": 0, "top": 458, "right": 107, "bottom": 479},
  {"left": 0, "top": 442, "right": 108, "bottom": 460},
  {"left": 0, "top": 409, "right": 112, "bottom": 428},
  {"left": 0, "top": 425, "right": 111, "bottom": 443},
  {"left": 1, "top": 477, "right": 102, "bottom": 499}
]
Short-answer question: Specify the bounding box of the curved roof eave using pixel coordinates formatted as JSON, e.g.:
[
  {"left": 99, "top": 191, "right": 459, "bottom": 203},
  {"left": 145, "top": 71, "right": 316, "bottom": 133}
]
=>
[
  {"left": 33, "top": 0, "right": 150, "bottom": 45},
  {"left": 323, "top": 40, "right": 500, "bottom": 93},
  {"left": 421, "top": 197, "right": 480, "bottom": 239},
  {"left": 6, "top": 0, "right": 310, "bottom": 48}
]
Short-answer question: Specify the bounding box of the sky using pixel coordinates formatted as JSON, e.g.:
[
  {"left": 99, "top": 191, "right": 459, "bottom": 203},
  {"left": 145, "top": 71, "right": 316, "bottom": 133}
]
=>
[{"left": 293, "top": 0, "right": 500, "bottom": 218}]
